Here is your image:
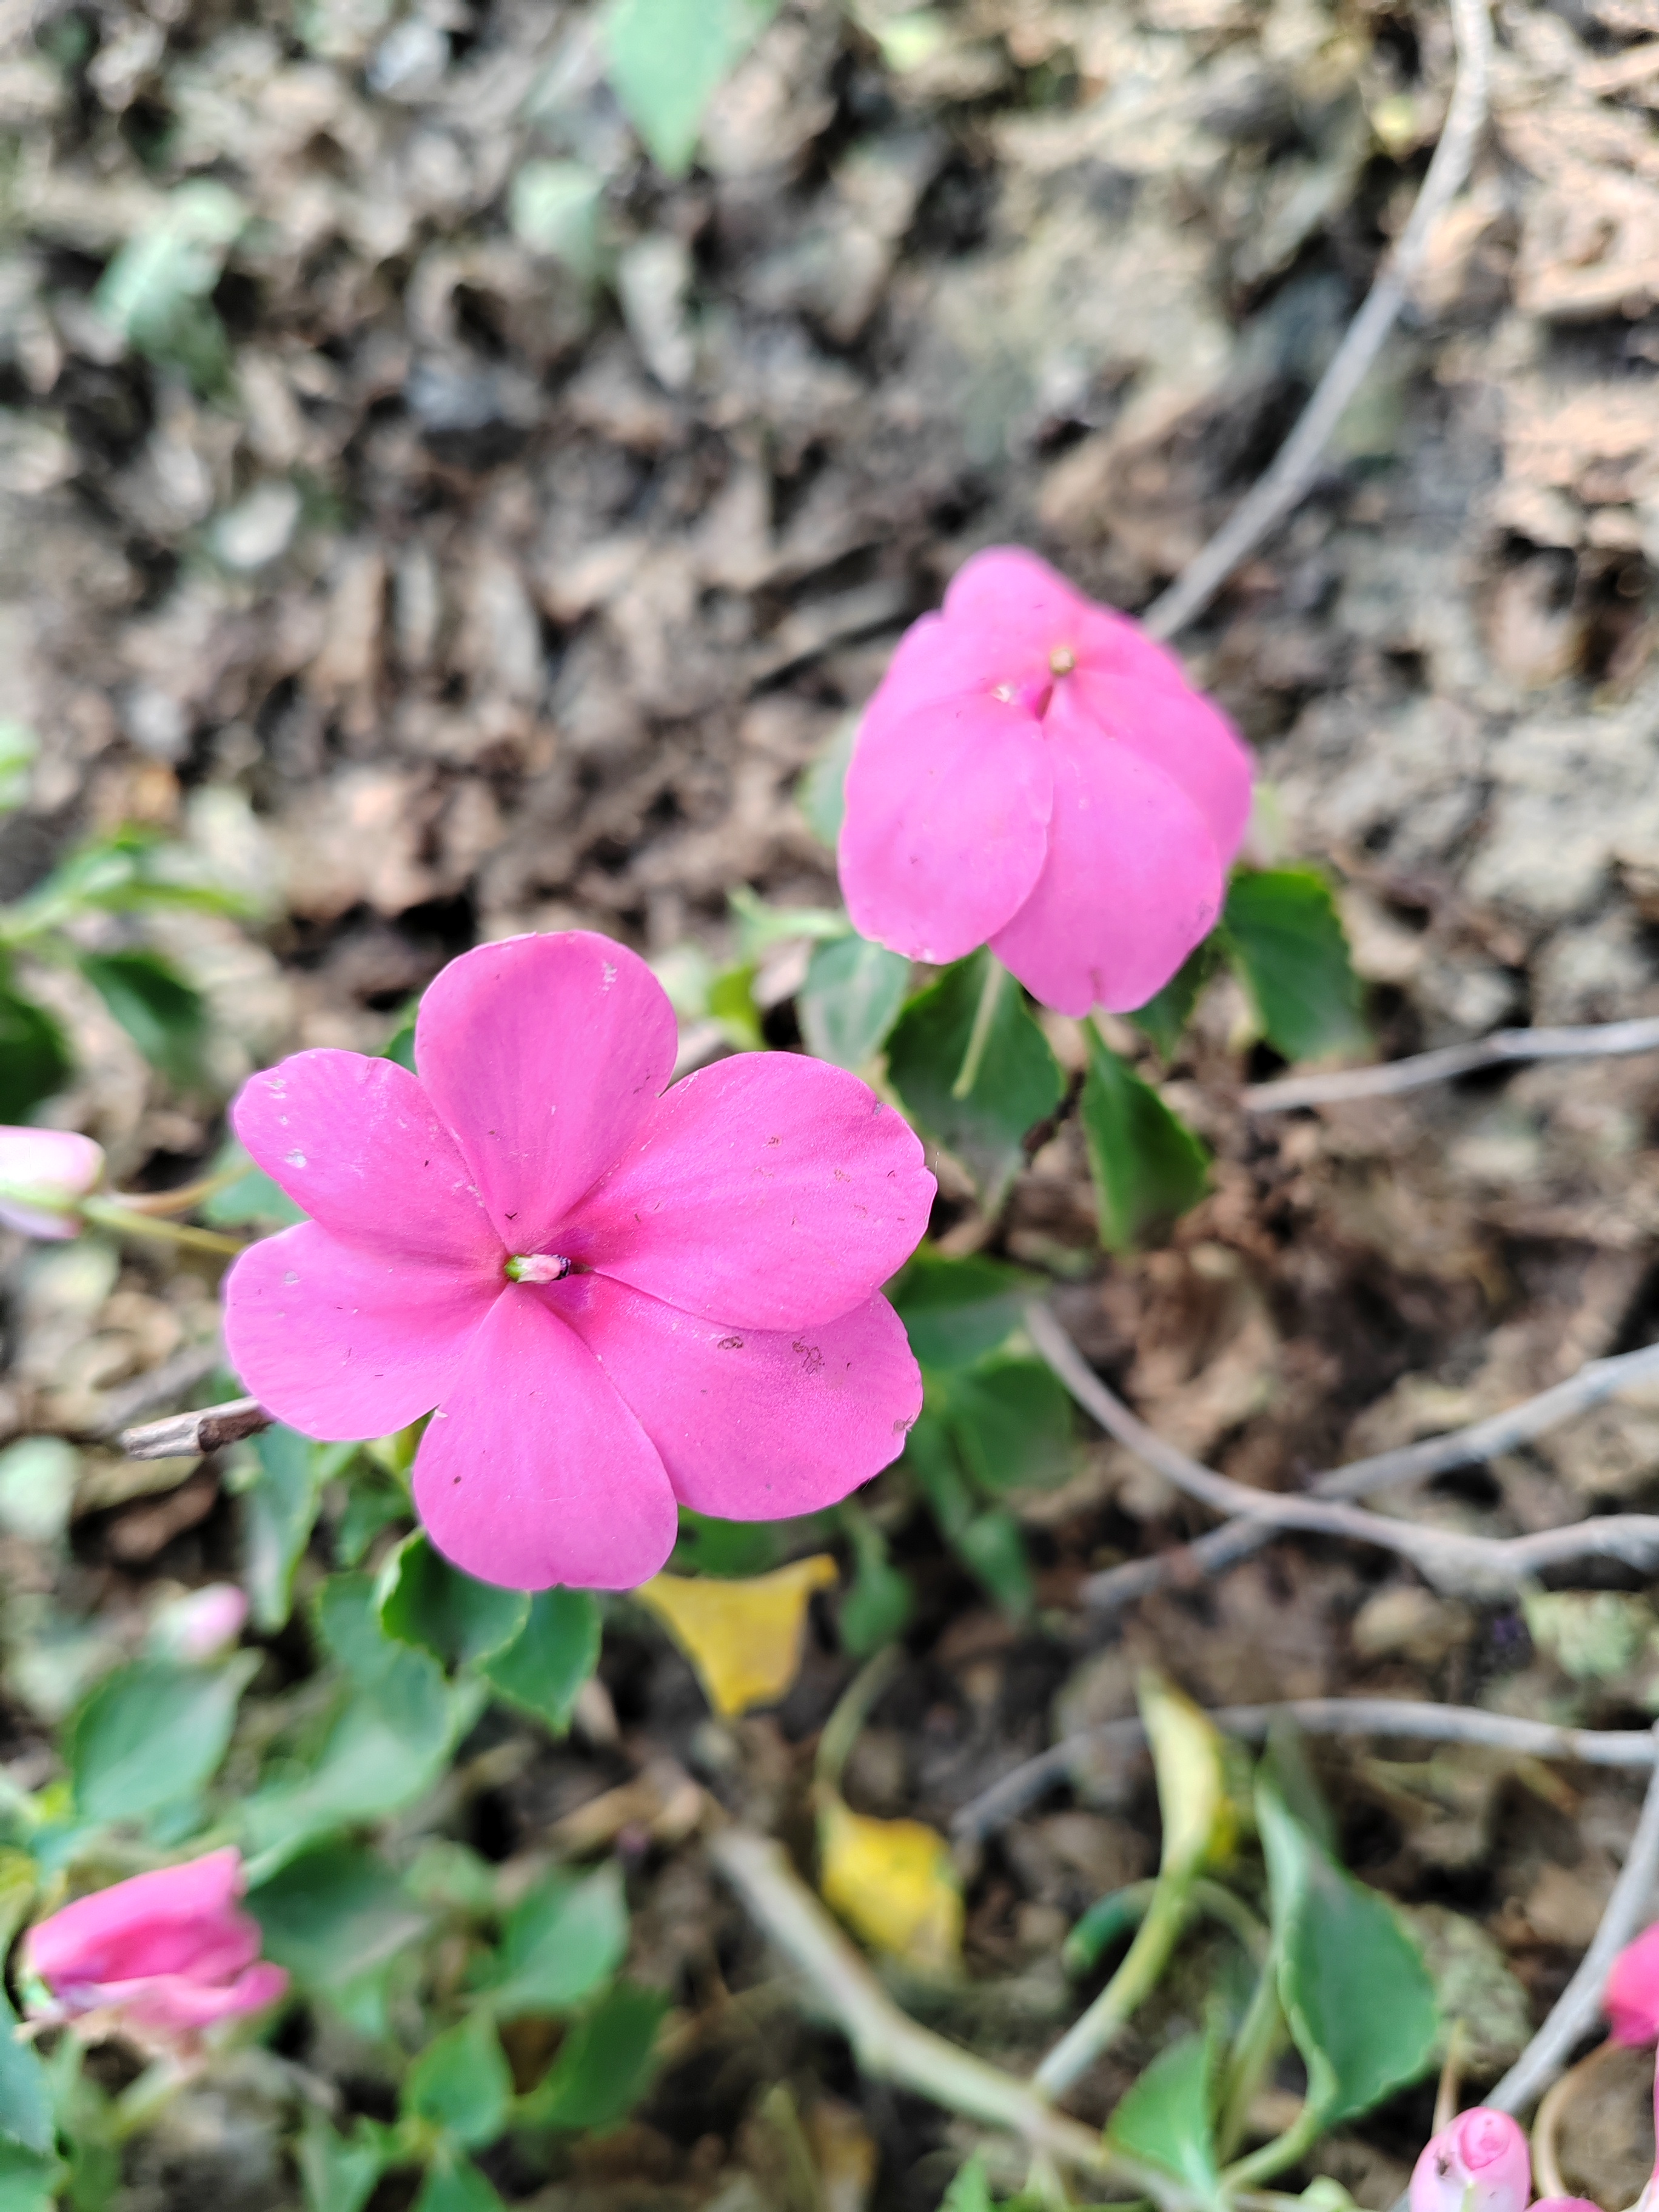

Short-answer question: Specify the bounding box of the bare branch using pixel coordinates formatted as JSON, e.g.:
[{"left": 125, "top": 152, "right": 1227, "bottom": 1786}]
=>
[
  {"left": 1025, "top": 1304, "right": 1659, "bottom": 1604},
  {"left": 96, "top": 1343, "right": 226, "bottom": 1437},
  {"left": 1242, "top": 1015, "right": 1659, "bottom": 1113},
  {"left": 1142, "top": 0, "right": 1492, "bottom": 640},
  {"left": 118, "top": 1396, "right": 272, "bottom": 1460},
  {"left": 953, "top": 1698, "right": 1659, "bottom": 1843}
]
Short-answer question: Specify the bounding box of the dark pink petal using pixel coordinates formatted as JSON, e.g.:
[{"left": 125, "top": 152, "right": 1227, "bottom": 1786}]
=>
[
  {"left": 561, "top": 1053, "right": 934, "bottom": 1330},
  {"left": 840, "top": 688, "right": 1053, "bottom": 964},
  {"left": 552, "top": 1275, "right": 922, "bottom": 1520},
  {"left": 108, "top": 1961, "right": 290, "bottom": 2038},
  {"left": 412, "top": 1288, "right": 678, "bottom": 1591},
  {"left": 25, "top": 1851, "right": 255, "bottom": 1989},
  {"left": 991, "top": 686, "right": 1225, "bottom": 1016},
  {"left": 232, "top": 1052, "right": 495, "bottom": 1265},
  {"left": 939, "top": 546, "right": 1090, "bottom": 669},
  {"left": 223, "top": 1222, "right": 496, "bottom": 1441},
  {"left": 414, "top": 932, "right": 677, "bottom": 1255},
  {"left": 1069, "top": 666, "right": 1253, "bottom": 860},
  {"left": 1606, "top": 1922, "right": 1659, "bottom": 2044}
]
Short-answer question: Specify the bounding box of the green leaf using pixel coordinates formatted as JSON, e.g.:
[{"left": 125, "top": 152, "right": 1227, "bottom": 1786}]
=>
[
  {"left": 66, "top": 1656, "right": 252, "bottom": 1823},
  {"left": 1221, "top": 868, "right": 1367, "bottom": 1065},
  {"left": 886, "top": 953, "right": 1063, "bottom": 1204},
  {"left": 93, "top": 180, "right": 246, "bottom": 394},
  {"left": 935, "top": 1355, "right": 1074, "bottom": 1495},
  {"left": 403, "top": 2009, "right": 511, "bottom": 2150},
  {"left": 484, "top": 1862, "right": 628, "bottom": 2019},
  {"left": 518, "top": 1982, "right": 666, "bottom": 2132},
  {"left": 201, "top": 1142, "right": 306, "bottom": 1228},
  {"left": 950, "top": 1507, "right": 1033, "bottom": 1619},
  {"left": 1256, "top": 1780, "right": 1438, "bottom": 2128},
  {"left": 0, "top": 1990, "right": 52, "bottom": 2158},
  {"left": 1079, "top": 1030, "right": 1208, "bottom": 1254},
  {"left": 377, "top": 1533, "right": 529, "bottom": 1671},
  {"left": 1130, "top": 940, "right": 1216, "bottom": 1061},
  {"left": 478, "top": 1589, "right": 600, "bottom": 1733},
  {"left": 706, "top": 965, "right": 763, "bottom": 1051},
  {"left": 411, "top": 2151, "right": 504, "bottom": 2212},
  {"left": 297, "top": 2110, "right": 386, "bottom": 2212},
  {"left": 940, "top": 2154, "right": 995, "bottom": 2212},
  {"left": 797, "top": 934, "right": 910, "bottom": 1070},
  {"left": 797, "top": 716, "right": 856, "bottom": 848},
  {"left": 837, "top": 1509, "right": 913, "bottom": 1658},
  {"left": 0, "top": 985, "right": 71, "bottom": 1122},
  {"left": 236, "top": 1424, "right": 323, "bottom": 1633},
  {"left": 0, "top": 2143, "right": 59, "bottom": 2212},
  {"left": 508, "top": 161, "right": 603, "bottom": 281},
  {"left": 1105, "top": 2034, "right": 1225, "bottom": 2211},
  {"left": 0, "top": 725, "right": 36, "bottom": 816},
  {"left": 891, "top": 1250, "right": 1032, "bottom": 1371},
  {"left": 605, "top": 0, "right": 780, "bottom": 175},
  {"left": 75, "top": 950, "right": 207, "bottom": 1088},
  {"left": 249, "top": 1842, "right": 427, "bottom": 1992}
]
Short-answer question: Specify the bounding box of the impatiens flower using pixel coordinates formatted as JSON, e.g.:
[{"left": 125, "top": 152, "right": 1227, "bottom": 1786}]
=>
[
  {"left": 839, "top": 546, "right": 1253, "bottom": 1017},
  {"left": 23, "top": 1848, "right": 288, "bottom": 2049},
  {"left": 0, "top": 1127, "right": 104, "bottom": 1240},
  {"left": 149, "top": 1583, "right": 248, "bottom": 1663},
  {"left": 1409, "top": 2109, "right": 1530, "bottom": 2212},
  {"left": 1606, "top": 1920, "right": 1659, "bottom": 2044},
  {"left": 223, "top": 931, "right": 933, "bottom": 1592}
]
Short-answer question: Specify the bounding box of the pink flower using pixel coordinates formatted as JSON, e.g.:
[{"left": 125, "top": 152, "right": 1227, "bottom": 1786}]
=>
[
  {"left": 1409, "top": 2110, "right": 1530, "bottom": 2212},
  {"left": 1606, "top": 1921, "right": 1659, "bottom": 2045},
  {"left": 222, "top": 931, "right": 932, "bottom": 1592},
  {"left": 23, "top": 1848, "right": 288, "bottom": 2050},
  {"left": 839, "top": 547, "right": 1253, "bottom": 1017},
  {"left": 0, "top": 1127, "right": 104, "bottom": 1240},
  {"left": 1530, "top": 2201, "right": 1604, "bottom": 2211},
  {"left": 150, "top": 1583, "right": 248, "bottom": 1663}
]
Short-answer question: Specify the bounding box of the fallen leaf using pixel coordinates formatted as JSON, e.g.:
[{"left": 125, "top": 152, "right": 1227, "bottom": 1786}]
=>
[
  {"left": 817, "top": 1792, "right": 962, "bottom": 1972},
  {"left": 635, "top": 1555, "right": 837, "bottom": 1717}
]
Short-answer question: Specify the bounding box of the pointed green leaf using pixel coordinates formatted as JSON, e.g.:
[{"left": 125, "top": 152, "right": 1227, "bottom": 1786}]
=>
[
  {"left": 935, "top": 1355, "right": 1074, "bottom": 1495},
  {"left": 797, "top": 934, "right": 910, "bottom": 1070},
  {"left": 66, "top": 1656, "right": 253, "bottom": 1823},
  {"left": 940, "top": 2154, "right": 995, "bottom": 2212},
  {"left": 1079, "top": 1030, "right": 1208, "bottom": 1253},
  {"left": 891, "top": 1250, "right": 1033, "bottom": 1371},
  {"left": 886, "top": 953, "right": 1063, "bottom": 1203},
  {"left": 75, "top": 949, "right": 207, "bottom": 1088},
  {"left": 410, "top": 2150, "right": 504, "bottom": 2212},
  {"left": 403, "top": 2010, "right": 511, "bottom": 2149},
  {"left": 297, "top": 2110, "right": 386, "bottom": 2212},
  {"left": 605, "top": 0, "right": 780, "bottom": 176},
  {"left": 1105, "top": 2033, "right": 1226, "bottom": 2211},
  {"left": 236, "top": 1423, "right": 322, "bottom": 1632},
  {"left": 0, "top": 2142, "right": 59, "bottom": 2212},
  {"left": 1130, "top": 940, "right": 1216, "bottom": 1061},
  {"left": 797, "top": 716, "right": 856, "bottom": 848},
  {"left": 483, "top": 1862, "right": 628, "bottom": 2019},
  {"left": 518, "top": 1982, "right": 666, "bottom": 2132},
  {"left": 478, "top": 1588, "right": 600, "bottom": 1733},
  {"left": 1221, "top": 868, "right": 1367, "bottom": 1064},
  {"left": 377, "top": 1533, "right": 529, "bottom": 1671},
  {"left": 249, "top": 1842, "right": 427, "bottom": 1993},
  {"left": 0, "top": 985, "right": 70, "bottom": 1122}
]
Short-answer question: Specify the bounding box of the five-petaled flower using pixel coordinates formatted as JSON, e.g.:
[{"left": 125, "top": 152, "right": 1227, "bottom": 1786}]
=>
[
  {"left": 0, "top": 1126, "right": 104, "bottom": 1241},
  {"left": 1409, "top": 2109, "right": 1530, "bottom": 2212},
  {"left": 23, "top": 1848, "right": 288, "bottom": 2051},
  {"left": 839, "top": 546, "right": 1253, "bottom": 1017},
  {"left": 223, "top": 931, "right": 934, "bottom": 1591}
]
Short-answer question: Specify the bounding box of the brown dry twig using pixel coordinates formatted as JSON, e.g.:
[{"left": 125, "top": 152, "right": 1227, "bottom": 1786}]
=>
[
  {"left": 119, "top": 1396, "right": 272, "bottom": 1460},
  {"left": 1242, "top": 1014, "right": 1659, "bottom": 1113}
]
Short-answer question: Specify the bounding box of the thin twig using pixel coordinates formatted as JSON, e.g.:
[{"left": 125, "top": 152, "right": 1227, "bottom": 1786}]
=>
[
  {"left": 119, "top": 1396, "right": 272, "bottom": 1460},
  {"left": 1142, "top": 0, "right": 1492, "bottom": 638},
  {"left": 706, "top": 1828, "right": 1170, "bottom": 2200},
  {"left": 1242, "top": 1016, "right": 1659, "bottom": 1113},
  {"left": 1081, "top": 1337, "right": 1659, "bottom": 1617},
  {"left": 953, "top": 1697, "right": 1659, "bottom": 1842},
  {"left": 97, "top": 1342, "right": 226, "bottom": 1437},
  {"left": 1488, "top": 1728, "right": 1659, "bottom": 2116},
  {"left": 1028, "top": 1304, "right": 1659, "bottom": 1604}
]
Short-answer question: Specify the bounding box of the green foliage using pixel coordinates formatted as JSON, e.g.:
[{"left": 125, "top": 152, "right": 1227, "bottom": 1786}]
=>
[
  {"left": 518, "top": 1982, "right": 668, "bottom": 2132},
  {"left": 478, "top": 1589, "right": 601, "bottom": 1732},
  {"left": 797, "top": 933, "right": 910, "bottom": 1070},
  {"left": 92, "top": 181, "right": 246, "bottom": 393},
  {"left": 201, "top": 1145, "right": 307, "bottom": 1229},
  {"left": 297, "top": 2110, "right": 386, "bottom": 2212},
  {"left": 65, "top": 1655, "right": 253, "bottom": 1824},
  {"left": 0, "top": 2143, "right": 59, "bottom": 2212},
  {"left": 479, "top": 1862, "right": 629, "bottom": 2019},
  {"left": 797, "top": 717, "right": 856, "bottom": 848},
  {"left": 377, "top": 1533, "right": 530, "bottom": 1670},
  {"left": 1130, "top": 942, "right": 1215, "bottom": 1061},
  {"left": 891, "top": 1251, "right": 1033, "bottom": 1372},
  {"left": 1106, "top": 2034, "right": 1225, "bottom": 2210},
  {"left": 933, "top": 1355, "right": 1074, "bottom": 1495},
  {"left": 837, "top": 1505, "right": 913, "bottom": 1657},
  {"left": 234, "top": 1424, "right": 324, "bottom": 1633},
  {"left": 886, "top": 953, "right": 1064, "bottom": 1203},
  {"left": 605, "top": 0, "right": 780, "bottom": 175},
  {"left": 905, "top": 1413, "right": 1032, "bottom": 1617},
  {"left": 1079, "top": 1030, "right": 1209, "bottom": 1253},
  {"left": 0, "top": 725, "right": 36, "bottom": 815},
  {"left": 508, "top": 161, "right": 604, "bottom": 281},
  {"left": 403, "top": 2011, "right": 512, "bottom": 2150},
  {"left": 74, "top": 949, "right": 208, "bottom": 1088},
  {"left": 1222, "top": 868, "right": 1367, "bottom": 1064},
  {"left": 0, "top": 977, "right": 71, "bottom": 1122},
  {"left": 411, "top": 2152, "right": 504, "bottom": 2212},
  {"left": 249, "top": 1842, "right": 427, "bottom": 1991}
]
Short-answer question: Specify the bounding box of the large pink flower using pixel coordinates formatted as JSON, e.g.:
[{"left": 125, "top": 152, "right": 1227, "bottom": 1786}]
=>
[
  {"left": 1409, "top": 2110, "right": 1530, "bottom": 2212},
  {"left": 23, "top": 1848, "right": 288, "bottom": 2049},
  {"left": 839, "top": 547, "right": 1253, "bottom": 1016},
  {"left": 223, "top": 931, "right": 933, "bottom": 1591}
]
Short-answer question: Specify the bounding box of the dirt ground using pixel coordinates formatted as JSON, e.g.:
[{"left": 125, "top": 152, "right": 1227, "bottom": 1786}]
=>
[{"left": 7, "top": 0, "right": 1659, "bottom": 2202}]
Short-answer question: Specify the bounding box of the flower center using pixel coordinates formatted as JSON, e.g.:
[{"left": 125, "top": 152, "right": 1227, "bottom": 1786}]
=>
[
  {"left": 1049, "top": 643, "right": 1075, "bottom": 674},
  {"left": 504, "top": 1252, "right": 571, "bottom": 1284}
]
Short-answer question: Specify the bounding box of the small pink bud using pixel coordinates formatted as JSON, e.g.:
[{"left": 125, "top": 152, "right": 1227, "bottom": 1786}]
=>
[
  {"left": 0, "top": 1128, "right": 104, "bottom": 1241},
  {"left": 1409, "top": 2109, "right": 1530, "bottom": 2212},
  {"left": 1606, "top": 1920, "right": 1659, "bottom": 2045},
  {"left": 1530, "top": 2200, "right": 1604, "bottom": 2211},
  {"left": 150, "top": 1583, "right": 248, "bottom": 1663}
]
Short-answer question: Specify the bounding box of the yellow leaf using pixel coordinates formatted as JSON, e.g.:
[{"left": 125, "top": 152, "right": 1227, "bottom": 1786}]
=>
[
  {"left": 635, "top": 1556, "right": 838, "bottom": 1717},
  {"left": 817, "top": 1792, "right": 962, "bottom": 1972},
  {"left": 1139, "top": 1668, "right": 1235, "bottom": 1879}
]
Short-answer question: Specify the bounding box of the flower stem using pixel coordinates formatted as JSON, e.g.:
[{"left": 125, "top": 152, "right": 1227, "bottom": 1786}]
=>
[
  {"left": 951, "top": 957, "right": 1006, "bottom": 1101},
  {"left": 1221, "top": 2099, "right": 1322, "bottom": 2189},
  {"left": 1033, "top": 1876, "right": 1195, "bottom": 2101},
  {"left": 79, "top": 1198, "right": 244, "bottom": 1258},
  {"left": 104, "top": 1164, "right": 246, "bottom": 1218},
  {"left": 814, "top": 1644, "right": 905, "bottom": 1795}
]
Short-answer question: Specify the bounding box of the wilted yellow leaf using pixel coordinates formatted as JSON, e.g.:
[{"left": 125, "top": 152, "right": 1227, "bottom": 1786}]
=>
[
  {"left": 636, "top": 1556, "right": 838, "bottom": 1717},
  {"left": 1139, "top": 1668, "right": 1234, "bottom": 1879},
  {"left": 817, "top": 1792, "right": 962, "bottom": 1972}
]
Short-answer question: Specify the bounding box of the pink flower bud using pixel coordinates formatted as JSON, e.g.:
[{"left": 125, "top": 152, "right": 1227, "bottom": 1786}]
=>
[
  {"left": 149, "top": 1583, "right": 249, "bottom": 1663},
  {"left": 1606, "top": 1920, "right": 1659, "bottom": 2045},
  {"left": 1530, "top": 2200, "right": 1604, "bottom": 2211},
  {"left": 23, "top": 1848, "right": 288, "bottom": 2053},
  {"left": 0, "top": 1128, "right": 104, "bottom": 1241},
  {"left": 1409, "top": 2109, "right": 1530, "bottom": 2212}
]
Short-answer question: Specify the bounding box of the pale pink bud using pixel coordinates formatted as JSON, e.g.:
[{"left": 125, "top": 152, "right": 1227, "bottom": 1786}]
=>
[
  {"left": 1606, "top": 1921, "right": 1659, "bottom": 2045},
  {"left": 1409, "top": 2109, "right": 1530, "bottom": 2212},
  {"left": 0, "top": 1128, "right": 104, "bottom": 1240},
  {"left": 1530, "top": 2200, "right": 1604, "bottom": 2211},
  {"left": 150, "top": 1583, "right": 248, "bottom": 1663}
]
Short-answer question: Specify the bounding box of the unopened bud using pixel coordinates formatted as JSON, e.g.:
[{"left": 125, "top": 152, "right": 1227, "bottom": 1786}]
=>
[
  {"left": 1409, "top": 2109, "right": 1530, "bottom": 2212},
  {"left": 150, "top": 1583, "right": 249, "bottom": 1663},
  {"left": 0, "top": 1128, "right": 104, "bottom": 1242}
]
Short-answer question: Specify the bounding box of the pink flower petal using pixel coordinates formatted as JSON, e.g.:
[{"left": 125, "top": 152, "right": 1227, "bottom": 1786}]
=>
[
  {"left": 223, "top": 1222, "right": 497, "bottom": 1441},
  {"left": 840, "top": 687, "right": 1054, "bottom": 965},
  {"left": 412, "top": 1287, "right": 679, "bottom": 1591},
  {"left": 552, "top": 1275, "right": 922, "bottom": 1520},
  {"left": 26, "top": 1850, "right": 254, "bottom": 1989},
  {"left": 101, "top": 1960, "right": 289, "bottom": 2038},
  {"left": 1606, "top": 1921, "right": 1659, "bottom": 2044},
  {"left": 939, "top": 546, "right": 1091, "bottom": 670},
  {"left": 414, "top": 931, "right": 677, "bottom": 1257},
  {"left": 0, "top": 1127, "right": 104, "bottom": 1240},
  {"left": 991, "top": 685, "right": 1225, "bottom": 1016},
  {"left": 561, "top": 1053, "right": 935, "bottom": 1330},
  {"left": 1070, "top": 666, "right": 1253, "bottom": 860},
  {"left": 231, "top": 1053, "right": 495, "bottom": 1265}
]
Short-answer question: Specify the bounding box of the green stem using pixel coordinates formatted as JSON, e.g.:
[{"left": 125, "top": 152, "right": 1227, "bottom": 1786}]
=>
[
  {"left": 79, "top": 1197, "right": 244, "bottom": 1258},
  {"left": 951, "top": 957, "right": 1006, "bottom": 1101},
  {"left": 1221, "top": 2100, "right": 1323, "bottom": 2190},
  {"left": 815, "top": 1644, "right": 905, "bottom": 1794},
  {"left": 1067, "top": 1879, "right": 1268, "bottom": 1977},
  {"left": 1216, "top": 1959, "right": 1286, "bottom": 2162},
  {"left": 109, "top": 2055, "right": 198, "bottom": 2143},
  {"left": 1034, "top": 1877, "right": 1195, "bottom": 2101}
]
